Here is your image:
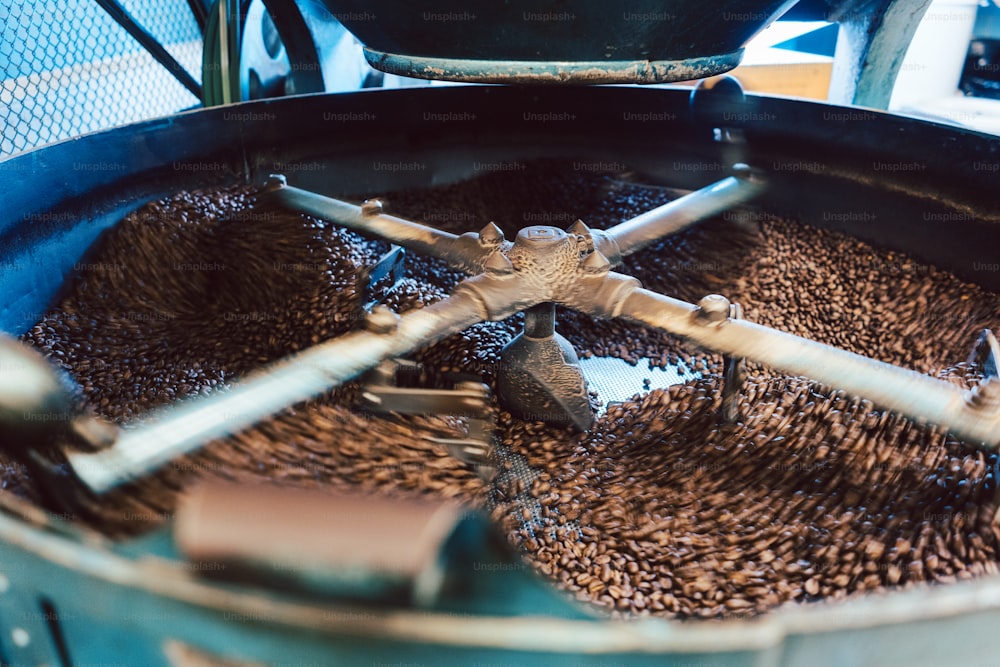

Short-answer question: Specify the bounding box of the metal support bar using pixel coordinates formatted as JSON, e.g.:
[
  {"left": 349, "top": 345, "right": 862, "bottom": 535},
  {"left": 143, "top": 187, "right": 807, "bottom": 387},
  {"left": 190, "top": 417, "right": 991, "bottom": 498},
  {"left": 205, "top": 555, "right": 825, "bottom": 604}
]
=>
[
  {"left": 357, "top": 360, "right": 497, "bottom": 470},
  {"left": 613, "top": 284, "right": 1000, "bottom": 448},
  {"left": 597, "top": 166, "right": 764, "bottom": 264},
  {"left": 721, "top": 301, "right": 746, "bottom": 424},
  {"left": 264, "top": 179, "right": 498, "bottom": 275},
  {"left": 523, "top": 303, "right": 556, "bottom": 339},
  {"left": 93, "top": 0, "right": 203, "bottom": 99},
  {"left": 185, "top": 0, "right": 209, "bottom": 31},
  {"left": 67, "top": 291, "right": 489, "bottom": 494},
  {"left": 359, "top": 245, "right": 406, "bottom": 311},
  {"left": 218, "top": 0, "right": 241, "bottom": 106},
  {"left": 359, "top": 385, "right": 490, "bottom": 416}
]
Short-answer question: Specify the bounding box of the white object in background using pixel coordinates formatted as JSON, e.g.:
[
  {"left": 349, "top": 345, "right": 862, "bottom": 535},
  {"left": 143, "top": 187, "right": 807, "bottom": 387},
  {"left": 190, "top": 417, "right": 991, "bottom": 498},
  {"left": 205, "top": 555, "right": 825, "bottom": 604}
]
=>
[
  {"left": 889, "top": 0, "right": 980, "bottom": 110},
  {"left": 902, "top": 95, "right": 1000, "bottom": 134}
]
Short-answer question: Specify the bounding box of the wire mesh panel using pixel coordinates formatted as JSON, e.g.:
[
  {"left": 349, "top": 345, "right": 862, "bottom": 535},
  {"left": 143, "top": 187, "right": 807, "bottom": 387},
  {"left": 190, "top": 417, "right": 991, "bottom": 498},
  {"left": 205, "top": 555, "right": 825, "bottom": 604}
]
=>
[{"left": 0, "top": 0, "right": 203, "bottom": 159}]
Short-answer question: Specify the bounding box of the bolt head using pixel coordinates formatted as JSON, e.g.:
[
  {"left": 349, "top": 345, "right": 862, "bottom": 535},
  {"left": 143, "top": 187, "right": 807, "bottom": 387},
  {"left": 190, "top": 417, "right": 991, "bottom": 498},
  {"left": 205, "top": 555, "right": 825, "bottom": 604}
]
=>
[
  {"left": 10, "top": 627, "right": 29, "bottom": 648},
  {"left": 361, "top": 199, "right": 384, "bottom": 217},
  {"left": 478, "top": 222, "right": 505, "bottom": 246},
  {"left": 697, "top": 294, "right": 731, "bottom": 323},
  {"left": 264, "top": 174, "right": 287, "bottom": 190},
  {"left": 364, "top": 305, "right": 400, "bottom": 334},
  {"left": 567, "top": 219, "right": 591, "bottom": 237},
  {"left": 969, "top": 376, "right": 1000, "bottom": 411},
  {"left": 581, "top": 250, "right": 611, "bottom": 274},
  {"left": 731, "top": 162, "right": 764, "bottom": 184},
  {"left": 515, "top": 226, "right": 566, "bottom": 248},
  {"left": 70, "top": 415, "right": 119, "bottom": 449}
]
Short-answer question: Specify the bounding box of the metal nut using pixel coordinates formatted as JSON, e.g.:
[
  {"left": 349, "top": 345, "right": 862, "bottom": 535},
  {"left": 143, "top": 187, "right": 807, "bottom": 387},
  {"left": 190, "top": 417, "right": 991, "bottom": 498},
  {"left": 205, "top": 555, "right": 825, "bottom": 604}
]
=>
[
  {"left": 360, "top": 199, "right": 384, "bottom": 217},
  {"left": 363, "top": 305, "right": 399, "bottom": 334},
  {"left": 264, "top": 173, "right": 287, "bottom": 190},
  {"left": 696, "top": 294, "right": 731, "bottom": 324}
]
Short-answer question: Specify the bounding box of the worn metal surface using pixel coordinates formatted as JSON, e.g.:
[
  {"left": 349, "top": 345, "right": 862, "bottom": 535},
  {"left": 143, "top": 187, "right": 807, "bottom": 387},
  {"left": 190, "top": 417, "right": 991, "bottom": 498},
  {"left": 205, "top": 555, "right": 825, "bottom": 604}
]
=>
[
  {"left": 828, "top": 0, "right": 936, "bottom": 108},
  {"left": 496, "top": 303, "right": 593, "bottom": 431},
  {"left": 325, "top": 0, "right": 797, "bottom": 84},
  {"left": 2, "top": 490, "right": 1000, "bottom": 665},
  {"left": 357, "top": 358, "right": 496, "bottom": 468},
  {"left": 362, "top": 50, "right": 746, "bottom": 85},
  {"left": 613, "top": 286, "right": 1000, "bottom": 447},
  {"left": 175, "top": 484, "right": 473, "bottom": 606}
]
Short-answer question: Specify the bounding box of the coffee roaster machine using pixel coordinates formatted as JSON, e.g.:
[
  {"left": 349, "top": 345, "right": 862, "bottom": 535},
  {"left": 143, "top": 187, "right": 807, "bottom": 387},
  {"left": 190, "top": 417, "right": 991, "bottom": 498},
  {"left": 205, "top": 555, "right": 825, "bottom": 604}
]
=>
[{"left": 2, "top": 1, "right": 1000, "bottom": 665}]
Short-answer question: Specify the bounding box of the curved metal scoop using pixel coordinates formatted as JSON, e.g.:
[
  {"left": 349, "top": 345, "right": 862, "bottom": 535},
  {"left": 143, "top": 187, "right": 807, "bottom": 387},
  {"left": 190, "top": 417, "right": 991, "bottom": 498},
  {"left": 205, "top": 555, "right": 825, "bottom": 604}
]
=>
[{"left": 496, "top": 304, "right": 593, "bottom": 432}]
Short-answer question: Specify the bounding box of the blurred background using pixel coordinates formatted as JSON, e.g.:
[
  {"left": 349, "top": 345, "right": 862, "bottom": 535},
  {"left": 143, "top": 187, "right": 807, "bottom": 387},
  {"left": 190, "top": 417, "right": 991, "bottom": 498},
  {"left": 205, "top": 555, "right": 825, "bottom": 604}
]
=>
[{"left": 3, "top": 0, "right": 1000, "bottom": 160}]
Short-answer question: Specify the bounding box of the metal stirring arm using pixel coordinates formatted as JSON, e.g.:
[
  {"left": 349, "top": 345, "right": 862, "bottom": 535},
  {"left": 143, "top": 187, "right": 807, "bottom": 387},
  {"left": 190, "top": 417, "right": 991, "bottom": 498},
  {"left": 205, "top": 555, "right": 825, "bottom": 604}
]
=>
[
  {"left": 262, "top": 166, "right": 764, "bottom": 275},
  {"left": 58, "top": 168, "right": 768, "bottom": 495},
  {"left": 591, "top": 164, "right": 764, "bottom": 266},
  {"left": 566, "top": 272, "right": 1000, "bottom": 449},
  {"left": 35, "top": 165, "right": 1000, "bottom": 499},
  {"left": 67, "top": 289, "right": 495, "bottom": 494},
  {"left": 261, "top": 175, "right": 506, "bottom": 275}
]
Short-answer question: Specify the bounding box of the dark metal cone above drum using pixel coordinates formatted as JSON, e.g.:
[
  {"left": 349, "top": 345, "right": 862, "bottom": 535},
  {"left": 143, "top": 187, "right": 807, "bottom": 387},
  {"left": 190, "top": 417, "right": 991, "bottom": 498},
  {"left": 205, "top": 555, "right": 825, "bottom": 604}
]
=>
[{"left": 320, "top": 0, "right": 799, "bottom": 84}]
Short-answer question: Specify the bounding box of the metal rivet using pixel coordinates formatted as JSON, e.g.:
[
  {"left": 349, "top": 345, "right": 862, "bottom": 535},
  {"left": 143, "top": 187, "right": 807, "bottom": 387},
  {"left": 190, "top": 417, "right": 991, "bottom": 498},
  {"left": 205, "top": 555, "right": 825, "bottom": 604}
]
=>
[
  {"left": 478, "top": 222, "right": 505, "bottom": 246},
  {"left": 697, "top": 294, "right": 731, "bottom": 324},
  {"left": 11, "top": 627, "right": 29, "bottom": 648},
  {"left": 364, "top": 305, "right": 399, "bottom": 334},
  {"left": 360, "top": 199, "right": 384, "bottom": 217},
  {"left": 263, "top": 174, "right": 287, "bottom": 190}
]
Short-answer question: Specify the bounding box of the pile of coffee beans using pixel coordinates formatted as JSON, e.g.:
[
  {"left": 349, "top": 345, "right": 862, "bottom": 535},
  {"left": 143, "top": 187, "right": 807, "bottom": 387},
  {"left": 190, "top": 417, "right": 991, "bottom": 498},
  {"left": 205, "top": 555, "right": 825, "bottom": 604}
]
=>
[
  {"left": 15, "top": 159, "right": 1000, "bottom": 620},
  {"left": 491, "top": 364, "right": 998, "bottom": 619}
]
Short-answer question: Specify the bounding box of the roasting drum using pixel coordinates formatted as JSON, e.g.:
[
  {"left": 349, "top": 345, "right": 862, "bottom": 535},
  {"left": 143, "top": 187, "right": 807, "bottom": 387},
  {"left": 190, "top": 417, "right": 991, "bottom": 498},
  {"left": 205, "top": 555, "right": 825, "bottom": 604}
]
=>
[{"left": 1, "top": 85, "right": 1000, "bottom": 666}]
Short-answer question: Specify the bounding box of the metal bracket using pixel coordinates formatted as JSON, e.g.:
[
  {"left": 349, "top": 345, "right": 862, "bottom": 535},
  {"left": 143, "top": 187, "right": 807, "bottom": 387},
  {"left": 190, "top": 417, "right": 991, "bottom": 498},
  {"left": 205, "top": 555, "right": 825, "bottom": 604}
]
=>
[
  {"left": 969, "top": 329, "right": 1000, "bottom": 380},
  {"left": 358, "top": 244, "right": 406, "bottom": 311},
  {"left": 721, "top": 302, "right": 747, "bottom": 424},
  {"left": 358, "top": 359, "right": 496, "bottom": 471}
]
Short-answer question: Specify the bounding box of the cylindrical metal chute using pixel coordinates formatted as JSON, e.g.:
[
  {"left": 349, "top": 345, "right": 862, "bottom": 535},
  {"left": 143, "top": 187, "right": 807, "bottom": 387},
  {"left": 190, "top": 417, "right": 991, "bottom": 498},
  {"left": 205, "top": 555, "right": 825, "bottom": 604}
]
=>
[{"left": 317, "top": 0, "right": 800, "bottom": 84}]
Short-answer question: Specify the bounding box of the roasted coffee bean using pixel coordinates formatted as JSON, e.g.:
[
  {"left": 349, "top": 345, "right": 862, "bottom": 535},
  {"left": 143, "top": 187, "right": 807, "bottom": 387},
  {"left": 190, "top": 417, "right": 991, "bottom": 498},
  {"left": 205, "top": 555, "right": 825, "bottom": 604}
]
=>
[{"left": 14, "top": 160, "right": 1000, "bottom": 621}]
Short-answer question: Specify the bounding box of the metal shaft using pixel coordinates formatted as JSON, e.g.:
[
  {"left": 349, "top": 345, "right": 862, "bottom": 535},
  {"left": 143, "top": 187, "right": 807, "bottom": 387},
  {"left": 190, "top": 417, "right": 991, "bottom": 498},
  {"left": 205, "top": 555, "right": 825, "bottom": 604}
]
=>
[
  {"left": 68, "top": 291, "right": 488, "bottom": 494},
  {"left": 618, "top": 285, "right": 1000, "bottom": 448},
  {"left": 523, "top": 303, "right": 556, "bottom": 339},
  {"left": 265, "top": 183, "right": 493, "bottom": 274},
  {"left": 599, "top": 168, "right": 764, "bottom": 262}
]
